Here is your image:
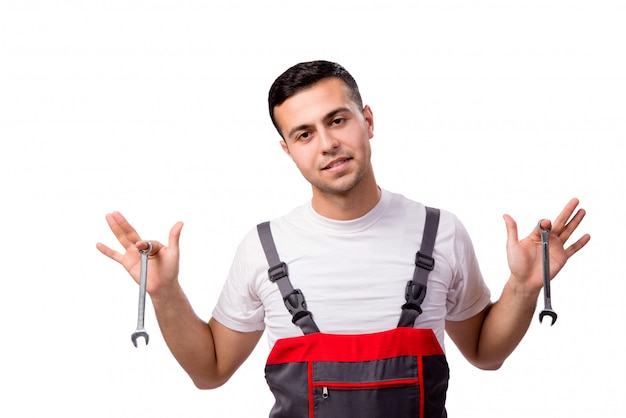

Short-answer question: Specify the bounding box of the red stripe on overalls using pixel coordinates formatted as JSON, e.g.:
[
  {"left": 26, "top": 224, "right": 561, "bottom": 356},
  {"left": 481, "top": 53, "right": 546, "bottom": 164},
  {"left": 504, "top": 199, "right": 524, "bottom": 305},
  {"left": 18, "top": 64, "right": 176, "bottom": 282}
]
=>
[
  {"left": 418, "top": 355, "right": 425, "bottom": 417},
  {"left": 308, "top": 361, "right": 314, "bottom": 418},
  {"left": 267, "top": 327, "right": 444, "bottom": 365}
]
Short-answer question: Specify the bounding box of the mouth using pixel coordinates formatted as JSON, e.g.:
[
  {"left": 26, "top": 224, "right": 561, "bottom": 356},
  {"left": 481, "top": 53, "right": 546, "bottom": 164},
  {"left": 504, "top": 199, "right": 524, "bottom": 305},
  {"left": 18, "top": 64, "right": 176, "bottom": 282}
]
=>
[{"left": 323, "top": 157, "right": 352, "bottom": 170}]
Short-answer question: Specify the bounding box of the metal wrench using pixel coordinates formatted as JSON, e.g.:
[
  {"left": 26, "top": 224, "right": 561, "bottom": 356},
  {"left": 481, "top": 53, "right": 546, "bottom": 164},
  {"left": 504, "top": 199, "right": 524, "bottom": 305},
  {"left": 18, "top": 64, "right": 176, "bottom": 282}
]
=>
[
  {"left": 131, "top": 242, "right": 151, "bottom": 346},
  {"left": 538, "top": 221, "right": 557, "bottom": 325}
]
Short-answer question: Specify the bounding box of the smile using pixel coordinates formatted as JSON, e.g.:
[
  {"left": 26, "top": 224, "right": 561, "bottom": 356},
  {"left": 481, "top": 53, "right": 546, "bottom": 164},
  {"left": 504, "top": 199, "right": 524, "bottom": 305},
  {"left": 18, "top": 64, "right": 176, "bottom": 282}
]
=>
[{"left": 323, "top": 158, "right": 351, "bottom": 170}]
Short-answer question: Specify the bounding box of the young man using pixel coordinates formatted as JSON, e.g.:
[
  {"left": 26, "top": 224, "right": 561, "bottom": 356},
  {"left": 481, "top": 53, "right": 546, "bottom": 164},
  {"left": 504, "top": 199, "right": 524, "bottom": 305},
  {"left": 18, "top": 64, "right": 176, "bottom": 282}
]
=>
[{"left": 97, "top": 61, "right": 590, "bottom": 417}]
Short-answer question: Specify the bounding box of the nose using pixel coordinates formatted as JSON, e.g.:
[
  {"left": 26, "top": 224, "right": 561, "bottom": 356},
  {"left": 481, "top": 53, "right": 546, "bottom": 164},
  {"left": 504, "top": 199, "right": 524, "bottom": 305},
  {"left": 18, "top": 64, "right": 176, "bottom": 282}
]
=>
[{"left": 319, "top": 128, "right": 339, "bottom": 154}]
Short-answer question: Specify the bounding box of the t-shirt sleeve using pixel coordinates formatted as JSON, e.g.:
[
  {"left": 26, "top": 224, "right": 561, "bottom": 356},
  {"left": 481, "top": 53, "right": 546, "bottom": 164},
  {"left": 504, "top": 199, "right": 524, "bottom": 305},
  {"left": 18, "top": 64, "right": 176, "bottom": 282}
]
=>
[
  {"left": 211, "top": 229, "right": 267, "bottom": 333},
  {"left": 445, "top": 215, "right": 492, "bottom": 322}
]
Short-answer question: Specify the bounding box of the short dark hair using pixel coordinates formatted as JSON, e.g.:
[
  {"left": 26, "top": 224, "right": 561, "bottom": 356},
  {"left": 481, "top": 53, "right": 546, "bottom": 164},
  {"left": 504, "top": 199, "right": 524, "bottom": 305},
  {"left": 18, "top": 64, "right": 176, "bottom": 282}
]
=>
[{"left": 268, "top": 60, "right": 363, "bottom": 137}]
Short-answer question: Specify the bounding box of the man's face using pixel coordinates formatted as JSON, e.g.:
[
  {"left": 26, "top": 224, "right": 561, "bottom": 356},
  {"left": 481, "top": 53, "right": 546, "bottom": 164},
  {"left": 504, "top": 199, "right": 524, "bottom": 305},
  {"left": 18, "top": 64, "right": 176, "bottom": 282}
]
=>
[{"left": 274, "top": 77, "right": 375, "bottom": 199}]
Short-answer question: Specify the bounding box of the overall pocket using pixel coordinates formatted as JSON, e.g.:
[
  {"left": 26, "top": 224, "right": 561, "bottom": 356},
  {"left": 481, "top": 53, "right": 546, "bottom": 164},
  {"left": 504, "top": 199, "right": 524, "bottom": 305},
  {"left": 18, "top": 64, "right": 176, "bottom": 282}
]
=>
[
  {"left": 312, "top": 356, "right": 420, "bottom": 418},
  {"left": 266, "top": 329, "right": 449, "bottom": 418}
]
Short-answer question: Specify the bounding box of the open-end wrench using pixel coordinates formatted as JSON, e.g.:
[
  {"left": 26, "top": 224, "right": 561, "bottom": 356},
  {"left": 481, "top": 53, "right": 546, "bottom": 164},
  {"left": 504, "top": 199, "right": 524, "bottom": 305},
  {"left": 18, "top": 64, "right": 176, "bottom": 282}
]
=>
[
  {"left": 131, "top": 242, "right": 151, "bottom": 346},
  {"left": 538, "top": 221, "right": 557, "bottom": 325}
]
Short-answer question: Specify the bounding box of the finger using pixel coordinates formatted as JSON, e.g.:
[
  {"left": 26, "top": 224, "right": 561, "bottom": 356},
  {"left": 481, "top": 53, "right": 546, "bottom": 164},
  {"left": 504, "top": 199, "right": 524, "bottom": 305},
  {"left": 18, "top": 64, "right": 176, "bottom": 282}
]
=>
[
  {"left": 106, "top": 211, "right": 141, "bottom": 249},
  {"left": 503, "top": 214, "right": 521, "bottom": 248},
  {"left": 168, "top": 222, "right": 184, "bottom": 253},
  {"left": 538, "top": 218, "right": 552, "bottom": 233},
  {"left": 136, "top": 239, "right": 164, "bottom": 256},
  {"left": 551, "top": 198, "right": 580, "bottom": 235},
  {"left": 557, "top": 207, "right": 586, "bottom": 243},
  {"left": 565, "top": 233, "right": 591, "bottom": 259},
  {"left": 96, "top": 242, "right": 123, "bottom": 264},
  {"left": 133, "top": 222, "right": 182, "bottom": 257}
]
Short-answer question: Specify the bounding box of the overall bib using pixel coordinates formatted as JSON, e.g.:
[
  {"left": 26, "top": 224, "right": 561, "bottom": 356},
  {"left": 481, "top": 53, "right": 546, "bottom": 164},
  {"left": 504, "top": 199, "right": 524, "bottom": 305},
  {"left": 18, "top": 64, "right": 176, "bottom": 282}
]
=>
[{"left": 257, "top": 207, "right": 449, "bottom": 418}]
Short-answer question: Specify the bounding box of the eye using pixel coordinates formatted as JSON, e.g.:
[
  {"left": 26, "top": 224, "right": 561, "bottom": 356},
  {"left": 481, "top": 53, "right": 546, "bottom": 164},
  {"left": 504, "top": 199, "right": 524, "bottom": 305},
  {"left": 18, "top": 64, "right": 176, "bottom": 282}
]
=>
[
  {"left": 296, "top": 131, "right": 312, "bottom": 141},
  {"left": 331, "top": 117, "right": 345, "bottom": 126}
]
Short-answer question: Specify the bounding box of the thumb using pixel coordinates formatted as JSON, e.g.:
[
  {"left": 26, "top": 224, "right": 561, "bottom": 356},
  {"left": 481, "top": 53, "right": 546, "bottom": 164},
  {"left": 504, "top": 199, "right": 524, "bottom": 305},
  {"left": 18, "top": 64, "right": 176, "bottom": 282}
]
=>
[
  {"left": 168, "top": 221, "right": 184, "bottom": 252},
  {"left": 503, "top": 214, "right": 519, "bottom": 249}
]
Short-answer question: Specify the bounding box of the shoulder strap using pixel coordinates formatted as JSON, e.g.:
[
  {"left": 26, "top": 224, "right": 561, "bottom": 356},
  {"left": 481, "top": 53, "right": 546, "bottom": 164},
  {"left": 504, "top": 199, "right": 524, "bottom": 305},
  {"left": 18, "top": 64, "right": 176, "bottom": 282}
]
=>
[
  {"left": 397, "top": 206, "right": 441, "bottom": 328},
  {"left": 258, "top": 206, "right": 440, "bottom": 333},
  {"left": 257, "top": 222, "right": 320, "bottom": 335}
]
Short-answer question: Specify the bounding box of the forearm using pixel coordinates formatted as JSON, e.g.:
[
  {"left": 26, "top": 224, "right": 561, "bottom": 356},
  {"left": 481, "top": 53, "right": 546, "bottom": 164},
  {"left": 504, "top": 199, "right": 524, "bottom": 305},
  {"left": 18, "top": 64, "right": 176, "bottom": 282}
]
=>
[
  {"left": 458, "top": 200, "right": 590, "bottom": 370},
  {"left": 475, "top": 278, "right": 540, "bottom": 369},
  {"left": 150, "top": 284, "right": 222, "bottom": 389}
]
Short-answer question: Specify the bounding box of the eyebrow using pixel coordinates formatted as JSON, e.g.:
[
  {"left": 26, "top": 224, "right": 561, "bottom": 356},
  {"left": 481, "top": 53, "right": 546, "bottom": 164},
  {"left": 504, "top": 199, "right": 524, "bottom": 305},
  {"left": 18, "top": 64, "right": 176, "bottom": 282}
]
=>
[{"left": 287, "top": 107, "right": 351, "bottom": 140}]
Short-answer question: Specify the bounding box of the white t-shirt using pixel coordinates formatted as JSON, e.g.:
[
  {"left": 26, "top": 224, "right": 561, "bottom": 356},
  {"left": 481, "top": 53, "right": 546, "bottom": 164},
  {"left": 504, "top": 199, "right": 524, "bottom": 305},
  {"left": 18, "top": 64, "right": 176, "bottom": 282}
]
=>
[{"left": 212, "top": 189, "right": 491, "bottom": 351}]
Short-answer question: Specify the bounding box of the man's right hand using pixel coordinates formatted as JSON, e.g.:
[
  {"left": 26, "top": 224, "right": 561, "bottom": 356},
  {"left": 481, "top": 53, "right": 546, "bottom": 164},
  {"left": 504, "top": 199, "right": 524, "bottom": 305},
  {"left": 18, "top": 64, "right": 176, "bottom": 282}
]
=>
[
  {"left": 97, "top": 211, "right": 262, "bottom": 389},
  {"left": 96, "top": 211, "right": 184, "bottom": 298}
]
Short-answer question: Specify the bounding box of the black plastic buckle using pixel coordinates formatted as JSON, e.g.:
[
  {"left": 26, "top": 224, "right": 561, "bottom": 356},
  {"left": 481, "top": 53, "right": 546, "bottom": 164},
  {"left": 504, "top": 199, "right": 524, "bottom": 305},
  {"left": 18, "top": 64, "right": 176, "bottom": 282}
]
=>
[
  {"left": 403, "top": 281, "right": 427, "bottom": 314},
  {"left": 283, "top": 289, "right": 312, "bottom": 324},
  {"left": 415, "top": 252, "right": 435, "bottom": 271},
  {"left": 268, "top": 262, "right": 288, "bottom": 282}
]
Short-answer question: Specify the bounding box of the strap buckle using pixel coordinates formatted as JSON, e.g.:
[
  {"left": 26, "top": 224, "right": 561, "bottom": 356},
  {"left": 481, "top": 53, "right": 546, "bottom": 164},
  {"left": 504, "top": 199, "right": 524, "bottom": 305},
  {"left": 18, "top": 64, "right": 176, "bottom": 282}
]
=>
[
  {"left": 415, "top": 251, "right": 435, "bottom": 271},
  {"left": 268, "top": 262, "right": 288, "bottom": 282},
  {"left": 284, "top": 289, "right": 313, "bottom": 324},
  {"left": 402, "top": 281, "right": 427, "bottom": 315}
]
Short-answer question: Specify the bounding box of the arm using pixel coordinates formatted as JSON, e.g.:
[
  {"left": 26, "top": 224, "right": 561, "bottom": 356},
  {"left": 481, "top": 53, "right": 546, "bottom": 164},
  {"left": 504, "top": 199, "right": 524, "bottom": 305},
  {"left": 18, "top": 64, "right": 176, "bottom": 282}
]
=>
[
  {"left": 446, "top": 198, "right": 590, "bottom": 370},
  {"left": 150, "top": 284, "right": 263, "bottom": 389},
  {"left": 96, "top": 211, "right": 262, "bottom": 389}
]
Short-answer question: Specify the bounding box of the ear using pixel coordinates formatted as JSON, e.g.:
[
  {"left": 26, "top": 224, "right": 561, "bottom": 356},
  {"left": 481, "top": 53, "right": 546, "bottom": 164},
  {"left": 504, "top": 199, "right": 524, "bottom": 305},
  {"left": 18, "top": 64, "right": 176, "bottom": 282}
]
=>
[
  {"left": 363, "top": 105, "right": 374, "bottom": 139},
  {"left": 280, "top": 139, "right": 290, "bottom": 156}
]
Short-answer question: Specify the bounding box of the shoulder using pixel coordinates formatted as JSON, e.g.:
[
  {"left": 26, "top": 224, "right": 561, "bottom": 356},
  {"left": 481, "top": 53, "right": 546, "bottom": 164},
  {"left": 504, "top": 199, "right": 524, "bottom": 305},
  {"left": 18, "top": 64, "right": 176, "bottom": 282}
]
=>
[{"left": 383, "top": 190, "right": 467, "bottom": 235}]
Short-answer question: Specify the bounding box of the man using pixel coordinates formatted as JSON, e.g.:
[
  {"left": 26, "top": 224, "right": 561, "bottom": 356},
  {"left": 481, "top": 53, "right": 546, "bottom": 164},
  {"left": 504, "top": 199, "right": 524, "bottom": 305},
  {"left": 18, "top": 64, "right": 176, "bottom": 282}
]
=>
[{"left": 97, "top": 60, "right": 590, "bottom": 416}]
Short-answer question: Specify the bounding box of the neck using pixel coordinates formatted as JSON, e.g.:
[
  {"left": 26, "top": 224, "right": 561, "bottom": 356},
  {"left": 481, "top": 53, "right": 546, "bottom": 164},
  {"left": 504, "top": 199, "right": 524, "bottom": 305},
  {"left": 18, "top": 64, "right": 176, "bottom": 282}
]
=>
[{"left": 311, "top": 174, "right": 381, "bottom": 221}]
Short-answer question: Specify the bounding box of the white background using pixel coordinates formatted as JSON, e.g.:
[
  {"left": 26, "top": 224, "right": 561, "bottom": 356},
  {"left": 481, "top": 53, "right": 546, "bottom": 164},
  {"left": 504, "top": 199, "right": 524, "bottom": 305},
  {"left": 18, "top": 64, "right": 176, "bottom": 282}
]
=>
[{"left": 1, "top": 0, "right": 624, "bottom": 416}]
